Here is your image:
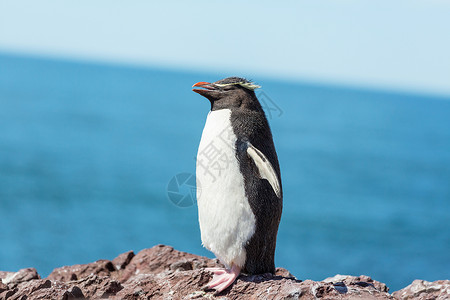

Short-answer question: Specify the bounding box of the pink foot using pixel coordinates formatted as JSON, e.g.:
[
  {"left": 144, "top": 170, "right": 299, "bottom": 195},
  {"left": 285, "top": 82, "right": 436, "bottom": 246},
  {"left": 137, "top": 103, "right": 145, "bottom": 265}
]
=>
[{"left": 205, "top": 265, "right": 240, "bottom": 293}]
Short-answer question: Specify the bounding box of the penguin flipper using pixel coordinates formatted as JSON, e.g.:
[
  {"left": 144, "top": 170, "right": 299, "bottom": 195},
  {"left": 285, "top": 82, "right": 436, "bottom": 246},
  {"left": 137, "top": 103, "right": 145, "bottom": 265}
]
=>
[{"left": 246, "top": 142, "right": 281, "bottom": 198}]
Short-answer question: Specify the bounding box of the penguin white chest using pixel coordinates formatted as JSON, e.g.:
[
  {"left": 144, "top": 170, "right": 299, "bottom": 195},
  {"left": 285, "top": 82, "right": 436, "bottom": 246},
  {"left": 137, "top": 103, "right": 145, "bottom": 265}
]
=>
[{"left": 196, "top": 109, "right": 256, "bottom": 268}]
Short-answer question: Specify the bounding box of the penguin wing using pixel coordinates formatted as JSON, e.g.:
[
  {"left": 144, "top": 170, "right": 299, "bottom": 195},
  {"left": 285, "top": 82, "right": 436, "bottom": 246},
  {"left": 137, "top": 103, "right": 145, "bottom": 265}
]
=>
[{"left": 246, "top": 142, "right": 282, "bottom": 199}]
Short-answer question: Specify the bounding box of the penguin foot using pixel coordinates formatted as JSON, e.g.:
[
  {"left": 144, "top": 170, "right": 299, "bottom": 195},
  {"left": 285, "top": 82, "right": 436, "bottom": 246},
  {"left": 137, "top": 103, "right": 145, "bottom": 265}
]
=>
[{"left": 204, "top": 264, "right": 240, "bottom": 293}]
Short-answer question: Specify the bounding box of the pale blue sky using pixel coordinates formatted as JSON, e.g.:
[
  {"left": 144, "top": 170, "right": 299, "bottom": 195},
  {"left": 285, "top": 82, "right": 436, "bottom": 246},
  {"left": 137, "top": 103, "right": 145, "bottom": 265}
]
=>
[{"left": 1, "top": 0, "right": 450, "bottom": 96}]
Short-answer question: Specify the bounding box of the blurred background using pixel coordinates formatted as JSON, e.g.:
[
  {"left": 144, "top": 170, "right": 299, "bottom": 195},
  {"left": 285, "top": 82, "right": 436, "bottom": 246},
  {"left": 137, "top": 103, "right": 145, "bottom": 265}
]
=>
[{"left": 0, "top": 0, "right": 449, "bottom": 292}]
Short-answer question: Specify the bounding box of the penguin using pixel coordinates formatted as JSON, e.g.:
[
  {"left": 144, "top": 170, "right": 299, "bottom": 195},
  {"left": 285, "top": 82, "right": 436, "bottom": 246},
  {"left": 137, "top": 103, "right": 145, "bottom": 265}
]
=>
[{"left": 192, "top": 77, "right": 283, "bottom": 293}]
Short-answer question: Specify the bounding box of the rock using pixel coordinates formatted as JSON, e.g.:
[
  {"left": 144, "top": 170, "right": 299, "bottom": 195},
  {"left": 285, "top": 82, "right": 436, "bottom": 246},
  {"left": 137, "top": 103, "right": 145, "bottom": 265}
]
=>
[
  {"left": 0, "top": 245, "right": 448, "bottom": 299},
  {"left": 0, "top": 268, "right": 40, "bottom": 287},
  {"left": 392, "top": 279, "right": 450, "bottom": 300},
  {"left": 0, "top": 282, "right": 7, "bottom": 293},
  {"left": 47, "top": 259, "right": 115, "bottom": 282},
  {"left": 275, "top": 267, "right": 296, "bottom": 279},
  {"left": 111, "top": 250, "right": 135, "bottom": 271},
  {"left": 324, "top": 274, "right": 390, "bottom": 293}
]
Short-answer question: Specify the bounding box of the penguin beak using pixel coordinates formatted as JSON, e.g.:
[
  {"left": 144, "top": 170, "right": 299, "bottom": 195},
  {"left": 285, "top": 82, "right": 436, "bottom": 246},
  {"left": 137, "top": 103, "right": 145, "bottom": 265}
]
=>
[
  {"left": 192, "top": 82, "right": 216, "bottom": 92},
  {"left": 192, "top": 82, "right": 214, "bottom": 88},
  {"left": 192, "top": 81, "right": 221, "bottom": 100}
]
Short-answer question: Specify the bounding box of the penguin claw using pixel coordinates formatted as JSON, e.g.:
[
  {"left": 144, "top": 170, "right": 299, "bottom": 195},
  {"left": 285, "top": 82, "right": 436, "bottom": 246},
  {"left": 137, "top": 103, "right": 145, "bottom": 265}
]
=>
[
  {"left": 212, "top": 276, "right": 236, "bottom": 294},
  {"left": 204, "top": 265, "right": 240, "bottom": 293}
]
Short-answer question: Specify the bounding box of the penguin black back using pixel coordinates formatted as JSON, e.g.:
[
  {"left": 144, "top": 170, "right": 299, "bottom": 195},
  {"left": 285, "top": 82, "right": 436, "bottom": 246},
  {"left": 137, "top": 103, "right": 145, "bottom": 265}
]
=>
[{"left": 231, "top": 106, "right": 282, "bottom": 274}]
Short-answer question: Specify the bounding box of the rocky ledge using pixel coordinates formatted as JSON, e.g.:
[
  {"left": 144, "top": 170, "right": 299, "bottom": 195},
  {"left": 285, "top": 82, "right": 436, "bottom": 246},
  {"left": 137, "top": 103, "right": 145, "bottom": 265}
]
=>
[{"left": 0, "top": 245, "right": 448, "bottom": 300}]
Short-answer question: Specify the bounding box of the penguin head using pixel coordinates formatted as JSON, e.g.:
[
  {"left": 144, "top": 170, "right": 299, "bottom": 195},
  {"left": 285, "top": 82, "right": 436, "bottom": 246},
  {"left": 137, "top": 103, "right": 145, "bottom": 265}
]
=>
[{"left": 192, "top": 77, "right": 261, "bottom": 110}]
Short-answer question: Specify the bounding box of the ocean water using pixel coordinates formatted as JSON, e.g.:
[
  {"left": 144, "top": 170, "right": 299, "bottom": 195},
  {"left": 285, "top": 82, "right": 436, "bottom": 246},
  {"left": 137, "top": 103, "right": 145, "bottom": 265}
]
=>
[{"left": 0, "top": 53, "right": 449, "bottom": 291}]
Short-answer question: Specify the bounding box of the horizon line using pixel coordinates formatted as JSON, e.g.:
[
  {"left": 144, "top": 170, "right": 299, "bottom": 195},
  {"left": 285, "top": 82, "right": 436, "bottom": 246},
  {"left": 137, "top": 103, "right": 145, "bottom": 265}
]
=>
[{"left": 2, "top": 48, "right": 450, "bottom": 101}]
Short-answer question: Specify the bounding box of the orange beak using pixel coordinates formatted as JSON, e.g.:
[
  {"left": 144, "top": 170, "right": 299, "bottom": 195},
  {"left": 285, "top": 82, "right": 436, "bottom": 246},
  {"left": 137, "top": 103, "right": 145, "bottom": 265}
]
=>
[
  {"left": 192, "top": 82, "right": 217, "bottom": 91},
  {"left": 192, "top": 82, "right": 211, "bottom": 88},
  {"left": 192, "top": 81, "right": 220, "bottom": 100}
]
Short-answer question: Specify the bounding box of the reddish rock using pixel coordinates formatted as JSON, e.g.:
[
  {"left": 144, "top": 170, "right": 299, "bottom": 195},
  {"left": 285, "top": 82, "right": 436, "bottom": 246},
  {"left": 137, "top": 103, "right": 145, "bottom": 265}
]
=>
[
  {"left": 392, "top": 279, "right": 450, "bottom": 300},
  {"left": 47, "top": 259, "right": 115, "bottom": 282},
  {"left": 0, "top": 281, "right": 7, "bottom": 293},
  {"left": 275, "top": 267, "right": 296, "bottom": 279},
  {"left": 111, "top": 250, "right": 135, "bottom": 271},
  {"left": 11, "top": 279, "right": 52, "bottom": 300},
  {"left": 324, "top": 274, "right": 390, "bottom": 293},
  {"left": 0, "top": 268, "right": 40, "bottom": 287},
  {"left": 0, "top": 245, "right": 448, "bottom": 299}
]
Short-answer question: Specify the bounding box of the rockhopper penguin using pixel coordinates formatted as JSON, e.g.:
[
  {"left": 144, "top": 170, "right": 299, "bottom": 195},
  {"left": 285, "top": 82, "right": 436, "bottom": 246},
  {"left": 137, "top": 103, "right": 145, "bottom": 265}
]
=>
[{"left": 192, "top": 77, "right": 283, "bottom": 293}]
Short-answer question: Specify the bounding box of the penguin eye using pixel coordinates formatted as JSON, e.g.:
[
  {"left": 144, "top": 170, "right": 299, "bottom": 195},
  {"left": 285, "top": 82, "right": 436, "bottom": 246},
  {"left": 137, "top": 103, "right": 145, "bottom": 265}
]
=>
[{"left": 222, "top": 85, "right": 237, "bottom": 91}]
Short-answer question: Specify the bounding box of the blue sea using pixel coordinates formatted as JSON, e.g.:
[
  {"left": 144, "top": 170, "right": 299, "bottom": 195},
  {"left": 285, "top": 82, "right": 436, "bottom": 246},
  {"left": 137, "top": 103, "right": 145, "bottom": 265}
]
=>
[{"left": 0, "top": 53, "right": 449, "bottom": 291}]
